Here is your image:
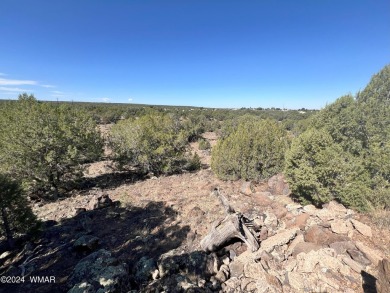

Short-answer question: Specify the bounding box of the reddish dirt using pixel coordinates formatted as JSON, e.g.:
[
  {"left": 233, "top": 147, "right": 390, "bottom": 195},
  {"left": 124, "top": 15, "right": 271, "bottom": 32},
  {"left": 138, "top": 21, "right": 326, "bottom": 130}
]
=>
[{"left": 1, "top": 128, "right": 389, "bottom": 293}]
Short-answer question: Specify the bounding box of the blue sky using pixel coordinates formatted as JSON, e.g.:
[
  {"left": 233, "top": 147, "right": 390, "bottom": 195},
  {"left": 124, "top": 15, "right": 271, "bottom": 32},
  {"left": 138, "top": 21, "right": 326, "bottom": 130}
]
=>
[{"left": 0, "top": 0, "right": 389, "bottom": 109}]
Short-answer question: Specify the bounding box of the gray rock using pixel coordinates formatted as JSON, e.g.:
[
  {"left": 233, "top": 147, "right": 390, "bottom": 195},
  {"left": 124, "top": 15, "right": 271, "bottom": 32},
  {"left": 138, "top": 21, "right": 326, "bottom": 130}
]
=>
[
  {"left": 73, "top": 235, "right": 100, "bottom": 251},
  {"left": 158, "top": 250, "right": 214, "bottom": 281},
  {"left": 347, "top": 249, "right": 371, "bottom": 266},
  {"left": 68, "top": 249, "right": 129, "bottom": 292},
  {"left": 134, "top": 257, "right": 157, "bottom": 284}
]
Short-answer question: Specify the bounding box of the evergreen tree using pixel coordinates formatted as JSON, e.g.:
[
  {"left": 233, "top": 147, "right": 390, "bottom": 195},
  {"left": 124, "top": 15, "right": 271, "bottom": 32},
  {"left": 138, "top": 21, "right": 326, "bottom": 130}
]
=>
[
  {"left": 0, "top": 174, "right": 39, "bottom": 249},
  {"left": 212, "top": 118, "right": 289, "bottom": 181},
  {"left": 110, "top": 112, "right": 198, "bottom": 175},
  {"left": 0, "top": 94, "right": 103, "bottom": 197}
]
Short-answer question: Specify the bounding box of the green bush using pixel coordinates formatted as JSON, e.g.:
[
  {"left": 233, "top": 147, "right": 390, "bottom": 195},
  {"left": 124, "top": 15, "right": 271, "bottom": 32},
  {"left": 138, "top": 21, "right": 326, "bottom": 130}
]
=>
[
  {"left": 0, "top": 174, "right": 40, "bottom": 248},
  {"left": 198, "top": 138, "right": 211, "bottom": 150},
  {"left": 211, "top": 118, "right": 289, "bottom": 181},
  {"left": 110, "top": 112, "right": 199, "bottom": 175},
  {"left": 285, "top": 65, "right": 390, "bottom": 211},
  {"left": 0, "top": 94, "right": 103, "bottom": 197},
  {"left": 284, "top": 129, "right": 370, "bottom": 210}
]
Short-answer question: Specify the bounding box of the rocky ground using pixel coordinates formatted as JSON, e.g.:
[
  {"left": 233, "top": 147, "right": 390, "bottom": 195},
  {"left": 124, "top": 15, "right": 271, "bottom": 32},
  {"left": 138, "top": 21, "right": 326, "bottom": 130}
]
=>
[{"left": 0, "top": 131, "right": 389, "bottom": 293}]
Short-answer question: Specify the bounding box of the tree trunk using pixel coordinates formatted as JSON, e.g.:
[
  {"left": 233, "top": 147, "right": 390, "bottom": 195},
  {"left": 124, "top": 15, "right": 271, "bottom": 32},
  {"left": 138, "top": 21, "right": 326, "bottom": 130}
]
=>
[
  {"left": 200, "top": 188, "right": 259, "bottom": 252},
  {"left": 1, "top": 207, "right": 14, "bottom": 249}
]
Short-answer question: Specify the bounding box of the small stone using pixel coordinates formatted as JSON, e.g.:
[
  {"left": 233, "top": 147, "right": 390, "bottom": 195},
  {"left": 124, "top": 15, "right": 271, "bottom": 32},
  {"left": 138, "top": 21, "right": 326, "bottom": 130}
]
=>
[
  {"left": 0, "top": 251, "right": 11, "bottom": 260},
  {"left": 152, "top": 269, "right": 159, "bottom": 280},
  {"left": 222, "top": 256, "right": 230, "bottom": 265},
  {"left": 264, "top": 211, "right": 278, "bottom": 228}
]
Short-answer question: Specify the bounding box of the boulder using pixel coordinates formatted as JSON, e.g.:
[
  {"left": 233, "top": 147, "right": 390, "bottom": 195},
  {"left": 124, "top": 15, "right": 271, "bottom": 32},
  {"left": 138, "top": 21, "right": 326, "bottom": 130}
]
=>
[
  {"left": 158, "top": 250, "right": 214, "bottom": 281},
  {"left": 73, "top": 235, "right": 100, "bottom": 252},
  {"left": 304, "top": 225, "right": 349, "bottom": 246},
  {"left": 270, "top": 203, "right": 288, "bottom": 219},
  {"left": 286, "top": 234, "right": 304, "bottom": 256},
  {"left": 134, "top": 257, "right": 157, "bottom": 284},
  {"left": 350, "top": 219, "right": 372, "bottom": 237},
  {"left": 286, "top": 213, "right": 310, "bottom": 230},
  {"left": 330, "top": 219, "right": 353, "bottom": 234},
  {"left": 267, "top": 173, "right": 290, "bottom": 195},
  {"left": 302, "top": 204, "right": 317, "bottom": 215},
  {"left": 326, "top": 201, "right": 347, "bottom": 214},
  {"left": 296, "top": 248, "right": 350, "bottom": 275},
  {"left": 68, "top": 249, "right": 129, "bottom": 292}
]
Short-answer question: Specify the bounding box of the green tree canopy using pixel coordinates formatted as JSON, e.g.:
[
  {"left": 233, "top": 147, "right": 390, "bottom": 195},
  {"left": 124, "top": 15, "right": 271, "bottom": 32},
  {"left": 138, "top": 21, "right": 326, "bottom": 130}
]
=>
[
  {"left": 0, "top": 94, "right": 103, "bottom": 197},
  {"left": 285, "top": 64, "right": 390, "bottom": 210},
  {"left": 0, "top": 174, "right": 39, "bottom": 248},
  {"left": 212, "top": 118, "right": 289, "bottom": 181},
  {"left": 110, "top": 112, "right": 199, "bottom": 175}
]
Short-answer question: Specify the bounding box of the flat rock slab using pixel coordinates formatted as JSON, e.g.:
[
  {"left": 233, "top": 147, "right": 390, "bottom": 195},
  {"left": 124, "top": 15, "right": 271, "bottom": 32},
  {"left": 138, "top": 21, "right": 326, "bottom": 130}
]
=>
[
  {"left": 355, "top": 241, "right": 383, "bottom": 266},
  {"left": 351, "top": 219, "right": 372, "bottom": 237},
  {"left": 259, "top": 228, "right": 299, "bottom": 253}
]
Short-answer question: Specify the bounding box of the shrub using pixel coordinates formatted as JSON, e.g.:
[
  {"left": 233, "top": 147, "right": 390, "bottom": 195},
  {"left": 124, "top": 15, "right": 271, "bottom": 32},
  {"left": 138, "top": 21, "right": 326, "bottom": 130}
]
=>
[
  {"left": 284, "top": 129, "right": 371, "bottom": 211},
  {"left": 0, "top": 94, "right": 103, "bottom": 197},
  {"left": 186, "top": 153, "right": 202, "bottom": 171},
  {"left": 286, "top": 65, "right": 390, "bottom": 211},
  {"left": 198, "top": 138, "right": 211, "bottom": 150},
  {"left": 211, "top": 118, "right": 289, "bottom": 181},
  {"left": 110, "top": 112, "right": 199, "bottom": 175},
  {"left": 0, "top": 174, "right": 40, "bottom": 248}
]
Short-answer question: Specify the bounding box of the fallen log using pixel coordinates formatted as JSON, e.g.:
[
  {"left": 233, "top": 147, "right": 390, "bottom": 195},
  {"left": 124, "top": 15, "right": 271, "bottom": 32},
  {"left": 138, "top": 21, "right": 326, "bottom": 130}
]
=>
[{"left": 200, "top": 188, "right": 259, "bottom": 253}]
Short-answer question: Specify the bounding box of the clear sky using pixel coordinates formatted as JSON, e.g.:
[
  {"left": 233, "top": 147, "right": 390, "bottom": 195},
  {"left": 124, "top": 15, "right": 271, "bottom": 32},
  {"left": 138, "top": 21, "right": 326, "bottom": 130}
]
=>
[{"left": 0, "top": 0, "right": 389, "bottom": 109}]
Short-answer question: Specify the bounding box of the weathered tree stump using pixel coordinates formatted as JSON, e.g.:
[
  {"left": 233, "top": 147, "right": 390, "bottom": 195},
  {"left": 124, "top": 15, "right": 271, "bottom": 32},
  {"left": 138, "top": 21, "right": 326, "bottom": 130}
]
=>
[{"left": 200, "top": 188, "right": 259, "bottom": 252}]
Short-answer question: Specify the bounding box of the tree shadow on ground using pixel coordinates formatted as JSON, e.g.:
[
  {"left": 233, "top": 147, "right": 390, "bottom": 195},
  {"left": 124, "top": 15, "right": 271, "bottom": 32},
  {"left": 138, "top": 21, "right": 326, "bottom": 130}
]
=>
[
  {"left": 76, "top": 170, "right": 147, "bottom": 192},
  {"left": 0, "top": 201, "right": 191, "bottom": 293}
]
